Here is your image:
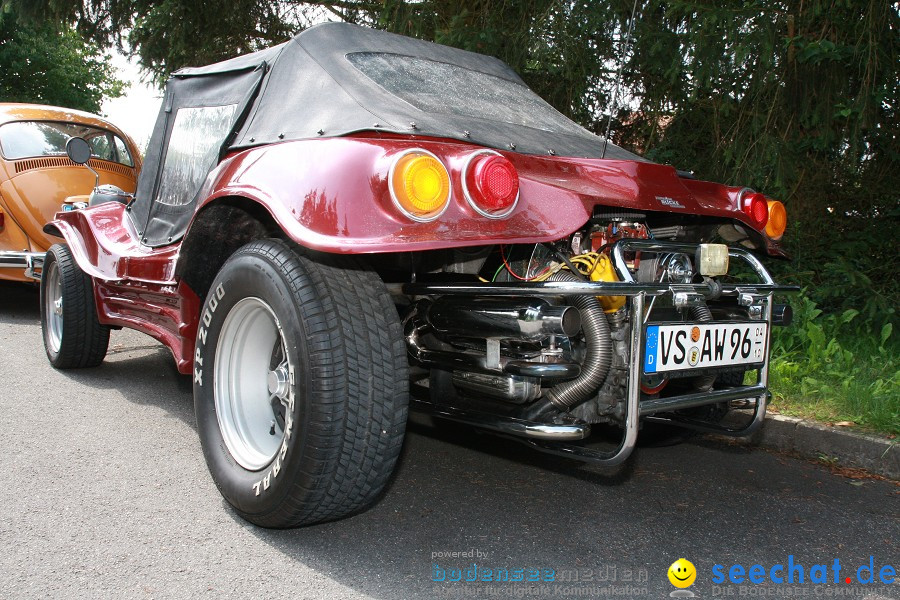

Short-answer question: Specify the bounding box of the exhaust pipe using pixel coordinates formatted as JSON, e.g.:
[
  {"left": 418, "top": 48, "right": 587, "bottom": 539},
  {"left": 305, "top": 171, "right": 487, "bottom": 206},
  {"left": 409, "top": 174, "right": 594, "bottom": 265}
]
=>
[{"left": 426, "top": 297, "right": 581, "bottom": 341}]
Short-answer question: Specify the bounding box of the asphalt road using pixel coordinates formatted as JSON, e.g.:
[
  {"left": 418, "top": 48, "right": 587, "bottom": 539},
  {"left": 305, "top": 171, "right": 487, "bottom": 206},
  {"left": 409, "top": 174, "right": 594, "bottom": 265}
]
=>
[{"left": 1, "top": 280, "right": 897, "bottom": 600}]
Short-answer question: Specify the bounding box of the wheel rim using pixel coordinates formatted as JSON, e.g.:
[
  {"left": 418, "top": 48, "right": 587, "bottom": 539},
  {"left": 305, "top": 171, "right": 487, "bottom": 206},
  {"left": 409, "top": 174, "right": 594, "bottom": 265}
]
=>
[
  {"left": 44, "top": 259, "right": 63, "bottom": 353},
  {"left": 214, "top": 297, "right": 293, "bottom": 471}
]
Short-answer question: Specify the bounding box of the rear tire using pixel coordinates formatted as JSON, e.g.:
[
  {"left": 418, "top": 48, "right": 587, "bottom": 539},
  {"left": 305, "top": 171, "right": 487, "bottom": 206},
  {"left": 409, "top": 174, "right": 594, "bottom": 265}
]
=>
[
  {"left": 193, "top": 239, "right": 408, "bottom": 528},
  {"left": 40, "top": 244, "right": 110, "bottom": 368}
]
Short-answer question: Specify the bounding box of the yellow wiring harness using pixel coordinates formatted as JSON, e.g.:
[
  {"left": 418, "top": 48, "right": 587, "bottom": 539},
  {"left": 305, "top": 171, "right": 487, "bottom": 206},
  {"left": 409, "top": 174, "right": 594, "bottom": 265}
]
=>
[{"left": 478, "top": 252, "right": 604, "bottom": 282}]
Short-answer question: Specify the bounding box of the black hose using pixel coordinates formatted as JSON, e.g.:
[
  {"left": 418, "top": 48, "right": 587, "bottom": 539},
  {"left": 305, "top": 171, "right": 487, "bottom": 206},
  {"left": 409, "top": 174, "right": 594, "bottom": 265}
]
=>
[
  {"left": 689, "top": 302, "right": 716, "bottom": 391},
  {"left": 543, "top": 270, "right": 613, "bottom": 411}
]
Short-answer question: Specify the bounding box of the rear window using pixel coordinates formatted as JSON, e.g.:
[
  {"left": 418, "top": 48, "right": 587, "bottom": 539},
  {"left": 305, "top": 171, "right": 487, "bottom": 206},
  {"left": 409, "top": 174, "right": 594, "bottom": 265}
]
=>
[
  {"left": 346, "top": 52, "right": 589, "bottom": 137},
  {"left": 0, "top": 120, "right": 134, "bottom": 167}
]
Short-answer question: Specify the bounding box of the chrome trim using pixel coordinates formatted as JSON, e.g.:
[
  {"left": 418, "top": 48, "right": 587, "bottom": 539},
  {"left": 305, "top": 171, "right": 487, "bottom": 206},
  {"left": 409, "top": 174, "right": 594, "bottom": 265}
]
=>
[
  {"left": 404, "top": 238, "right": 797, "bottom": 298},
  {"left": 402, "top": 241, "right": 792, "bottom": 460},
  {"left": 406, "top": 318, "right": 581, "bottom": 378},
  {"left": 735, "top": 187, "right": 754, "bottom": 211},
  {"left": 0, "top": 250, "right": 44, "bottom": 280},
  {"left": 644, "top": 393, "right": 769, "bottom": 437},
  {"left": 517, "top": 293, "right": 645, "bottom": 465},
  {"left": 639, "top": 384, "right": 767, "bottom": 415},
  {"left": 505, "top": 361, "right": 580, "bottom": 379},
  {"left": 387, "top": 148, "right": 451, "bottom": 223},
  {"left": 641, "top": 293, "right": 773, "bottom": 437},
  {"left": 611, "top": 239, "right": 775, "bottom": 284},
  {"left": 522, "top": 423, "right": 588, "bottom": 440},
  {"left": 411, "top": 396, "right": 590, "bottom": 440},
  {"left": 426, "top": 296, "right": 581, "bottom": 341},
  {"left": 460, "top": 149, "right": 519, "bottom": 219},
  {"left": 609, "top": 292, "right": 645, "bottom": 464},
  {"left": 403, "top": 280, "right": 798, "bottom": 297}
]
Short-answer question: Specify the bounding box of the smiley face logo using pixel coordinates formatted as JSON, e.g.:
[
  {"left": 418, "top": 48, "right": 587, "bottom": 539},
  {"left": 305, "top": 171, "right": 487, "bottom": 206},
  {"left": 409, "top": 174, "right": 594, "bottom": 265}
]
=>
[{"left": 668, "top": 558, "right": 696, "bottom": 588}]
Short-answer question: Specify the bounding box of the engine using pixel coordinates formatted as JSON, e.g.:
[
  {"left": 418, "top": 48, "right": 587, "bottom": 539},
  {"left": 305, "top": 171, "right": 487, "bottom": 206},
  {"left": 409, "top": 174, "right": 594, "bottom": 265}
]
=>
[{"left": 401, "top": 209, "right": 788, "bottom": 439}]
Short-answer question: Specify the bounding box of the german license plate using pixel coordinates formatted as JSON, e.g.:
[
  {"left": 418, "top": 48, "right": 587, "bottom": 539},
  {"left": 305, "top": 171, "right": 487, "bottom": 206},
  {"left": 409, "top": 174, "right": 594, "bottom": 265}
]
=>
[{"left": 643, "top": 322, "right": 768, "bottom": 374}]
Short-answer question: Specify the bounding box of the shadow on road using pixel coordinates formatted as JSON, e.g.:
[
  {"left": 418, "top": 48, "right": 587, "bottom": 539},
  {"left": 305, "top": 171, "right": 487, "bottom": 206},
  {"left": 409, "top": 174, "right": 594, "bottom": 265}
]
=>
[{"left": 0, "top": 280, "right": 40, "bottom": 321}]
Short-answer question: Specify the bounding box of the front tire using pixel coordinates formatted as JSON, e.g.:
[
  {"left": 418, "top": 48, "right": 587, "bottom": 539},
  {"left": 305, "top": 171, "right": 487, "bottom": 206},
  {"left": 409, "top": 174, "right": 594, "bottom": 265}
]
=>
[
  {"left": 40, "top": 244, "right": 110, "bottom": 368},
  {"left": 193, "top": 239, "right": 408, "bottom": 528}
]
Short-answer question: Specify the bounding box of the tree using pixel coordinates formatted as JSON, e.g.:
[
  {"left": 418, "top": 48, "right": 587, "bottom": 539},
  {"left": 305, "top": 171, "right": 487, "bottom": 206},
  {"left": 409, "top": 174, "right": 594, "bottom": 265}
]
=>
[
  {"left": 0, "top": 6, "right": 124, "bottom": 113},
  {"left": 8, "top": 0, "right": 898, "bottom": 317},
  {"left": 615, "top": 0, "right": 898, "bottom": 318}
]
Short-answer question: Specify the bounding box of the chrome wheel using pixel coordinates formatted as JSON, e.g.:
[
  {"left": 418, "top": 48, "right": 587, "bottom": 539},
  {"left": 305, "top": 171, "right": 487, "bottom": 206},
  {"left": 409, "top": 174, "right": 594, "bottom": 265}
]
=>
[
  {"left": 214, "top": 297, "right": 293, "bottom": 471},
  {"left": 44, "top": 259, "right": 63, "bottom": 353}
]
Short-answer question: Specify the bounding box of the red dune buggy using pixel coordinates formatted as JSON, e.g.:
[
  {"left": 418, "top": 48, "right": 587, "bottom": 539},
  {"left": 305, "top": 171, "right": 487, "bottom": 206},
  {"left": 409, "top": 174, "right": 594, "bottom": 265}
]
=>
[{"left": 41, "top": 22, "right": 796, "bottom": 527}]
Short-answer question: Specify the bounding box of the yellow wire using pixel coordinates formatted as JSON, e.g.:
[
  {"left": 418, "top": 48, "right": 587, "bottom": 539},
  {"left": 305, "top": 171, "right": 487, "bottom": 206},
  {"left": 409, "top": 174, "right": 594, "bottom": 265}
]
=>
[{"left": 478, "top": 252, "right": 604, "bottom": 284}]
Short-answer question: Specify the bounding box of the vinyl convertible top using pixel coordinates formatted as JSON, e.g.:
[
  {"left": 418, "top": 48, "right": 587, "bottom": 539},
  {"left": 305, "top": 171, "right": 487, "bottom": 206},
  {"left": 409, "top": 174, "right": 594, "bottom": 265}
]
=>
[{"left": 131, "top": 22, "right": 644, "bottom": 246}]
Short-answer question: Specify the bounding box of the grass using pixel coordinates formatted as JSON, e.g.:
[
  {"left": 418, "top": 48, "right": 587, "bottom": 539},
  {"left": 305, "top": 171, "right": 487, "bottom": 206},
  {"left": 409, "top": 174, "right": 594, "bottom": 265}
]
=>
[{"left": 766, "top": 295, "right": 899, "bottom": 436}]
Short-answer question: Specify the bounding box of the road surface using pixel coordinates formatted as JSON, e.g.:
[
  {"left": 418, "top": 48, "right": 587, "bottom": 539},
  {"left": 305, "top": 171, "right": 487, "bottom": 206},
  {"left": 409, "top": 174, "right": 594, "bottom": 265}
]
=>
[{"left": 1, "top": 281, "right": 896, "bottom": 599}]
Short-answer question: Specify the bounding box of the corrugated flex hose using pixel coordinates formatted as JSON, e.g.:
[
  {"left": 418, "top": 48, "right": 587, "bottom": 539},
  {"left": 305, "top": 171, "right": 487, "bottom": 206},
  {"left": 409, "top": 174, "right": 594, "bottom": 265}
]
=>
[
  {"left": 544, "top": 270, "right": 613, "bottom": 410},
  {"left": 690, "top": 302, "right": 716, "bottom": 391}
]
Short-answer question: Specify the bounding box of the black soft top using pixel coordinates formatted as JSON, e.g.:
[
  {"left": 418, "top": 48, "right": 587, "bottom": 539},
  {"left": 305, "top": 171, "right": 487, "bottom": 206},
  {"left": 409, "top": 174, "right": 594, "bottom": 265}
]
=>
[{"left": 132, "top": 22, "right": 643, "bottom": 246}]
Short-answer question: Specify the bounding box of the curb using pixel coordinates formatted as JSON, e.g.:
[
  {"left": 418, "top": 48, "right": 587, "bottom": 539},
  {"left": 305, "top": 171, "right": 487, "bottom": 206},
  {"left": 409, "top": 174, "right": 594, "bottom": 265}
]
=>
[{"left": 711, "top": 414, "right": 899, "bottom": 480}]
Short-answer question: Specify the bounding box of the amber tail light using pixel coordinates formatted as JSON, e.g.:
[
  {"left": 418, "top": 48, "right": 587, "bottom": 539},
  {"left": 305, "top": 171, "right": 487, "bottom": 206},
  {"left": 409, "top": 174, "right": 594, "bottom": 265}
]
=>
[
  {"left": 462, "top": 151, "right": 519, "bottom": 218},
  {"left": 765, "top": 200, "right": 787, "bottom": 239},
  {"left": 388, "top": 149, "right": 451, "bottom": 222}
]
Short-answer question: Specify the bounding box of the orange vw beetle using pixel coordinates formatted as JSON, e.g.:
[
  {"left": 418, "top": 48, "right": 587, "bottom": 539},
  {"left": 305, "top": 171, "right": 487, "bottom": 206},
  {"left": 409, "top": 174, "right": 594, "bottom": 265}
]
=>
[{"left": 0, "top": 103, "right": 141, "bottom": 281}]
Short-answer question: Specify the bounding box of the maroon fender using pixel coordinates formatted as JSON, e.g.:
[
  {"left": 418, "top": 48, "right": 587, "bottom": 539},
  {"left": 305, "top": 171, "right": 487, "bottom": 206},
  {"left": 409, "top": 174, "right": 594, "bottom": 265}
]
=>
[
  {"left": 46, "top": 204, "right": 196, "bottom": 372},
  {"left": 47, "top": 202, "right": 178, "bottom": 284},
  {"left": 194, "top": 136, "right": 779, "bottom": 255}
]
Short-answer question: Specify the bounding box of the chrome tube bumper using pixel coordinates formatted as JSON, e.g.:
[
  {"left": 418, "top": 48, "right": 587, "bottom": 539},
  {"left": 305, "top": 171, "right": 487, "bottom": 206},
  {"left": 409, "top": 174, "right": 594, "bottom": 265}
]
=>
[
  {"left": 0, "top": 250, "right": 44, "bottom": 279},
  {"left": 410, "top": 396, "right": 590, "bottom": 441},
  {"left": 403, "top": 240, "right": 799, "bottom": 466}
]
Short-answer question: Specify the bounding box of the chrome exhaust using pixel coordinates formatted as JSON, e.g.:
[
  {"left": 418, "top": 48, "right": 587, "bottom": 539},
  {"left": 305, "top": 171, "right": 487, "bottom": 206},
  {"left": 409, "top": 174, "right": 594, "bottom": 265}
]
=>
[{"left": 426, "top": 297, "right": 581, "bottom": 341}]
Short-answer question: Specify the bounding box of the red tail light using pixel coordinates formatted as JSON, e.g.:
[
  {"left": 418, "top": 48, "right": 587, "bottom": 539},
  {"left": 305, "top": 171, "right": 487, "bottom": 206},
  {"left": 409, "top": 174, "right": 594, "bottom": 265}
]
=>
[
  {"left": 742, "top": 192, "right": 769, "bottom": 230},
  {"left": 462, "top": 151, "right": 519, "bottom": 218}
]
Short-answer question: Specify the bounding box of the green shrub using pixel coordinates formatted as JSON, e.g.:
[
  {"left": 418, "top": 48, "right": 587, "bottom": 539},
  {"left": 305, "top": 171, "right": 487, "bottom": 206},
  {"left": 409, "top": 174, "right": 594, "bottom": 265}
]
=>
[{"left": 769, "top": 294, "right": 899, "bottom": 435}]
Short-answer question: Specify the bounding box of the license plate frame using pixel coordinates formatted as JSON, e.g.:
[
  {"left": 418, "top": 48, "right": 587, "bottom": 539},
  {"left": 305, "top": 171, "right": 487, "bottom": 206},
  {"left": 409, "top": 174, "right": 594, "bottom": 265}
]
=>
[{"left": 643, "top": 321, "right": 768, "bottom": 375}]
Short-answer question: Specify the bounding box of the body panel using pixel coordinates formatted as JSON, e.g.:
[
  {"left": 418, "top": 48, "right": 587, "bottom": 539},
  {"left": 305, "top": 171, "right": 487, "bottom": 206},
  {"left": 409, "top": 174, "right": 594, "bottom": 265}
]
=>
[
  {"left": 51, "top": 134, "right": 779, "bottom": 287},
  {"left": 190, "top": 136, "right": 768, "bottom": 254},
  {"left": 0, "top": 189, "right": 33, "bottom": 282},
  {"left": 94, "top": 279, "right": 199, "bottom": 374},
  {"left": 2, "top": 164, "right": 136, "bottom": 250},
  {"left": 45, "top": 132, "right": 786, "bottom": 374},
  {"left": 51, "top": 202, "right": 178, "bottom": 283}
]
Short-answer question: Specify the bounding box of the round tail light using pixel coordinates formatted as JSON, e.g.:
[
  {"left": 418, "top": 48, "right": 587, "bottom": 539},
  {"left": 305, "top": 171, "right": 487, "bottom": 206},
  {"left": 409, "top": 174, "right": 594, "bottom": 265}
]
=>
[
  {"left": 765, "top": 200, "right": 787, "bottom": 239},
  {"left": 389, "top": 149, "right": 451, "bottom": 222},
  {"left": 742, "top": 192, "right": 769, "bottom": 230},
  {"left": 462, "top": 151, "right": 519, "bottom": 218}
]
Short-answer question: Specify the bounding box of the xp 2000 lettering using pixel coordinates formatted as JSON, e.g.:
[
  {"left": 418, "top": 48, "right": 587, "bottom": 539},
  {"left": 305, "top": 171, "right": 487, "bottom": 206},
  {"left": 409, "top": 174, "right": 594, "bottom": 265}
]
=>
[{"left": 40, "top": 23, "right": 796, "bottom": 527}]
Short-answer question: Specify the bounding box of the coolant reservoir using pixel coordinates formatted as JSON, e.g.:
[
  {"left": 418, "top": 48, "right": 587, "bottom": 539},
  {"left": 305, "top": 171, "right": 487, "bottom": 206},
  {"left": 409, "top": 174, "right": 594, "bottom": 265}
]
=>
[{"left": 589, "top": 255, "right": 626, "bottom": 313}]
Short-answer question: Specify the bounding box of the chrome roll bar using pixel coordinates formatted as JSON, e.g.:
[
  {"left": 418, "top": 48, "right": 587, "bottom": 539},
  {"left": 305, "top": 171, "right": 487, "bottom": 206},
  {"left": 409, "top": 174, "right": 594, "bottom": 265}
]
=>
[{"left": 403, "top": 241, "right": 798, "bottom": 298}]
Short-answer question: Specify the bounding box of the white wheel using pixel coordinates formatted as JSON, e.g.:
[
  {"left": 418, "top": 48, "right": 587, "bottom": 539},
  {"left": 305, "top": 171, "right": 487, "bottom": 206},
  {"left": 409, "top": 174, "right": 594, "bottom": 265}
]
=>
[{"left": 214, "top": 297, "right": 293, "bottom": 471}]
